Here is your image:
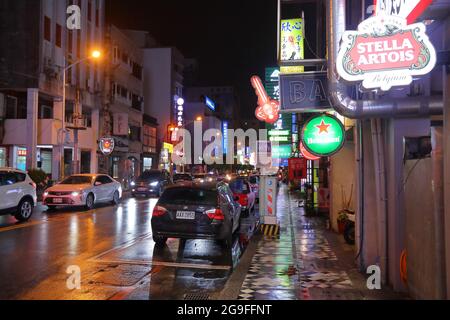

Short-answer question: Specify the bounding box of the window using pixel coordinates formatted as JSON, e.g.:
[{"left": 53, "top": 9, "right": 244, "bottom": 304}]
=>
[
  {"left": 143, "top": 158, "right": 152, "bottom": 172},
  {"left": 129, "top": 126, "right": 141, "bottom": 142},
  {"left": 1, "top": 172, "right": 25, "bottom": 186},
  {"left": 0, "top": 148, "right": 6, "bottom": 168},
  {"left": 5, "top": 95, "right": 17, "bottom": 119},
  {"left": 67, "top": 30, "right": 73, "bottom": 53},
  {"left": 158, "top": 188, "right": 218, "bottom": 206},
  {"left": 97, "top": 175, "right": 112, "bottom": 185},
  {"left": 132, "top": 62, "right": 142, "bottom": 80},
  {"left": 131, "top": 93, "right": 141, "bottom": 111},
  {"left": 121, "top": 52, "right": 129, "bottom": 64},
  {"left": 44, "top": 16, "right": 51, "bottom": 42},
  {"left": 55, "top": 23, "right": 62, "bottom": 47},
  {"left": 88, "top": 1, "right": 92, "bottom": 21},
  {"left": 82, "top": 108, "right": 92, "bottom": 128},
  {"left": 39, "top": 104, "right": 53, "bottom": 119}
]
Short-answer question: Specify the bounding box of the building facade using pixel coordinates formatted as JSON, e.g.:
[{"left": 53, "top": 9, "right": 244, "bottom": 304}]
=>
[
  {"left": 0, "top": 0, "right": 105, "bottom": 180},
  {"left": 108, "top": 25, "right": 144, "bottom": 186}
]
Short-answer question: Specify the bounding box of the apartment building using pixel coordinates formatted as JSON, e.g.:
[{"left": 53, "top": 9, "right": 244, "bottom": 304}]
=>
[{"left": 0, "top": 0, "right": 105, "bottom": 180}]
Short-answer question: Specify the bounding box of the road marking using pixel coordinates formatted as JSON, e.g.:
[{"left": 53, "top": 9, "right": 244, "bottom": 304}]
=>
[
  {"left": 0, "top": 220, "right": 47, "bottom": 233},
  {"left": 91, "top": 258, "right": 231, "bottom": 270},
  {"left": 88, "top": 233, "right": 153, "bottom": 261},
  {"left": 151, "top": 261, "right": 231, "bottom": 270}
]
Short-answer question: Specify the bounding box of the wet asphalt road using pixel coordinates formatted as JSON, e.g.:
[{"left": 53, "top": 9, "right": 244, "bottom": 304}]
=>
[{"left": 0, "top": 196, "right": 258, "bottom": 300}]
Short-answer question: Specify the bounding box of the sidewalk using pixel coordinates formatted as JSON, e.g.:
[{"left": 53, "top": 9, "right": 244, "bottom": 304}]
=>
[{"left": 237, "top": 185, "right": 406, "bottom": 300}]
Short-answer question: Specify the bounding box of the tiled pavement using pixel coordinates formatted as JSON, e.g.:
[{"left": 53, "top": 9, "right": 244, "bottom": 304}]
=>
[{"left": 237, "top": 185, "right": 405, "bottom": 300}]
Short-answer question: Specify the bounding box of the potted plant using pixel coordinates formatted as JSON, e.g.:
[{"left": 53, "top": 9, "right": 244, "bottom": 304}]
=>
[
  {"left": 28, "top": 169, "right": 49, "bottom": 201},
  {"left": 337, "top": 210, "right": 349, "bottom": 234}
]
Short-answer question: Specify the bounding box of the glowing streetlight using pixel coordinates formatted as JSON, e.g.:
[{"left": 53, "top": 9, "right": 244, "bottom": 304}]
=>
[
  {"left": 91, "top": 50, "right": 102, "bottom": 59},
  {"left": 196, "top": 116, "right": 203, "bottom": 122}
]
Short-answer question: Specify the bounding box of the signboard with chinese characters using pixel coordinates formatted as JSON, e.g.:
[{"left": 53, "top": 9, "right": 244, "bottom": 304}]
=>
[
  {"left": 301, "top": 114, "right": 345, "bottom": 157},
  {"left": 280, "top": 72, "right": 331, "bottom": 112},
  {"left": 99, "top": 137, "right": 115, "bottom": 155},
  {"left": 271, "top": 144, "right": 292, "bottom": 159},
  {"left": 222, "top": 121, "right": 229, "bottom": 154},
  {"left": 337, "top": 15, "right": 436, "bottom": 91},
  {"left": 113, "top": 113, "right": 129, "bottom": 136},
  {"left": 265, "top": 67, "right": 280, "bottom": 100},
  {"left": 280, "top": 18, "right": 305, "bottom": 74}
]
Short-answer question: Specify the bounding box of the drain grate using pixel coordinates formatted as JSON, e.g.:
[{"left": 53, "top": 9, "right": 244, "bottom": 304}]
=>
[{"left": 184, "top": 292, "right": 210, "bottom": 300}]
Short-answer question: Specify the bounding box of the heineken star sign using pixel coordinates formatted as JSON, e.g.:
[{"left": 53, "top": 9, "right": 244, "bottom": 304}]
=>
[{"left": 301, "top": 114, "right": 345, "bottom": 157}]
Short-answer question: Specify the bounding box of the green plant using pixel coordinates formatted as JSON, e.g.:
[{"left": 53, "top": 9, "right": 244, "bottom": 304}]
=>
[
  {"left": 337, "top": 210, "right": 349, "bottom": 222},
  {"left": 28, "top": 169, "right": 48, "bottom": 185}
]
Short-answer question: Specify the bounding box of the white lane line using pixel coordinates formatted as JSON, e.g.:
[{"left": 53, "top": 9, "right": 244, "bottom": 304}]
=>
[
  {"left": 151, "top": 261, "right": 231, "bottom": 270},
  {"left": 90, "top": 258, "right": 231, "bottom": 270}
]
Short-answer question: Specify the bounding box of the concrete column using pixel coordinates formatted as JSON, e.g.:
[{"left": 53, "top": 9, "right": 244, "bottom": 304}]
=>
[
  {"left": 90, "top": 108, "right": 100, "bottom": 174},
  {"left": 26, "top": 89, "right": 38, "bottom": 171},
  {"left": 52, "top": 99, "right": 64, "bottom": 180}
]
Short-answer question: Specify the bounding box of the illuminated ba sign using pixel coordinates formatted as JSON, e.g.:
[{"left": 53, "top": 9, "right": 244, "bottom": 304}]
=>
[
  {"left": 99, "top": 138, "right": 115, "bottom": 155},
  {"left": 301, "top": 114, "right": 345, "bottom": 157},
  {"left": 204, "top": 96, "right": 216, "bottom": 111},
  {"left": 337, "top": 15, "right": 436, "bottom": 91}
]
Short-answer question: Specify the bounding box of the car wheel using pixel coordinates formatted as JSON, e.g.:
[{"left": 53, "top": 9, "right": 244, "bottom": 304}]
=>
[
  {"left": 112, "top": 190, "right": 120, "bottom": 205},
  {"left": 85, "top": 193, "right": 95, "bottom": 211},
  {"left": 15, "top": 198, "right": 33, "bottom": 222},
  {"left": 153, "top": 235, "right": 167, "bottom": 246}
]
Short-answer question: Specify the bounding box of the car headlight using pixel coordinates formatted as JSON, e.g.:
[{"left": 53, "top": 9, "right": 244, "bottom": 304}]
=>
[
  {"left": 200, "top": 179, "right": 205, "bottom": 183},
  {"left": 71, "top": 192, "right": 80, "bottom": 197},
  {"left": 207, "top": 178, "right": 213, "bottom": 182},
  {"left": 130, "top": 181, "right": 136, "bottom": 187},
  {"left": 43, "top": 192, "right": 49, "bottom": 197},
  {"left": 150, "top": 181, "right": 159, "bottom": 187}
]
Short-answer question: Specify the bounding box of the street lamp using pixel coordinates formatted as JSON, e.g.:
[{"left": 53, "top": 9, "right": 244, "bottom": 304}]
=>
[{"left": 60, "top": 50, "right": 102, "bottom": 180}]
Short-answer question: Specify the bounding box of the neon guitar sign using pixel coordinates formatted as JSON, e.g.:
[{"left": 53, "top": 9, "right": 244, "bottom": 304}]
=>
[{"left": 251, "top": 76, "right": 280, "bottom": 124}]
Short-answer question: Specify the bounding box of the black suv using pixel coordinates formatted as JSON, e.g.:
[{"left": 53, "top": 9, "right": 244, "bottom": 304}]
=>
[{"left": 131, "top": 170, "right": 172, "bottom": 198}]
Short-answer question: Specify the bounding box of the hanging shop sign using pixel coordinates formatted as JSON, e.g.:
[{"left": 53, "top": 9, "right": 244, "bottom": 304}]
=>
[
  {"left": 265, "top": 67, "right": 280, "bottom": 100},
  {"left": 99, "top": 137, "right": 115, "bottom": 155},
  {"left": 280, "top": 18, "right": 305, "bottom": 74},
  {"left": 336, "top": 15, "right": 436, "bottom": 91},
  {"left": 301, "top": 114, "right": 345, "bottom": 157},
  {"left": 279, "top": 72, "right": 331, "bottom": 112},
  {"left": 375, "top": 0, "right": 433, "bottom": 24},
  {"left": 251, "top": 75, "right": 280, "bottom": 124},
  {"left": 300, "top": 142, "right": 321, "bottom": 161}
]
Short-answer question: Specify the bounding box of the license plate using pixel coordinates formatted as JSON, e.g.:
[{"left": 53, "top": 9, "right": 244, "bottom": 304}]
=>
[
  {"left": 53, "top": 198, "right": 63, "bottom": 204},
  {"left": 176, "top": 211, "right": 196, "bottom": 220},
  {"left": 138, "top": 188, "right": 147, "bottom": 191}
]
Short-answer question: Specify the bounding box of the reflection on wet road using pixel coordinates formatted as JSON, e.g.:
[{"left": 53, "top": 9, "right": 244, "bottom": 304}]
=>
[{"left": 0, "top": 196, "right": 258, "bottom": 300}]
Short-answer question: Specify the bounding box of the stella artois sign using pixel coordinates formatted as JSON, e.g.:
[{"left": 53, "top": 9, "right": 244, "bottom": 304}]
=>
[{"left": 337, "top": 15, "right": 436, "bottom": 91}]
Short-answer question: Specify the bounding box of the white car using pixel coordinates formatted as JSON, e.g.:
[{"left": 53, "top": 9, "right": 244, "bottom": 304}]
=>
[
  {"left": 43, "top": 174, "right": 122, "bottom": 211},
  {"left": 0, "top": 168, "right": 37, "bottom": 222}
]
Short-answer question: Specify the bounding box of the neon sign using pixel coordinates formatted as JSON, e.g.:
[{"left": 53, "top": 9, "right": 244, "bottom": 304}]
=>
[
  {"left": 336, "top": 15, "right": 436, "bottom": 91},
  {"left": 204, "top": 96, "right": 216, "bottom": 111},
  {"left": 251, "top": 76, "right": 280, "bottom": 124},
  {"left": 301, "top": 114, "right": 345, "bottom": 157},
  {"left": 99, "top": 138, "right": 115, "bottom": 155}
]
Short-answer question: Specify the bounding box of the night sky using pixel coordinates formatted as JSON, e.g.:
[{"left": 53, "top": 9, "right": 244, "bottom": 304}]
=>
[{"left": 108, "top": 0, "right": 278, "bottom": 119}]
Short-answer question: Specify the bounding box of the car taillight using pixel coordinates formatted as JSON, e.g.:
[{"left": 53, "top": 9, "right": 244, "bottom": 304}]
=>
[
  {"left": 152, "top": 206, "right": 167, "bottom": 217},
  {"left": 206, "top": 208, "right": 224, "bottom": 220}
]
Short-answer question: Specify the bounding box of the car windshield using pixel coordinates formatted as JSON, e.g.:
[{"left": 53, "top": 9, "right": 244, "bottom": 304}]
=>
[
  {"left": 193, "top": 174, "right": 206, "bottom": 179},
  {"left": 138, "top": 171, "right": 161, "bottom": 181},
  {"left": 60, "top": 176, "right": 92, "bottom": 185},
  {"left": 158, "top": 188, "right": 217, "bottom": 206},
  {"left": 229, "top": 179, "right": 249, "bottom": 193},
  {"left": 173, "top": 174, "right": 192, "bottom": 181}
]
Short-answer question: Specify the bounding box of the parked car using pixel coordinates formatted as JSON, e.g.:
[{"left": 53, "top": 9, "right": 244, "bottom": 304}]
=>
[
  {"left": 228, "top": 178, "right": 256, "bottom": 216},
  {"left": 131, "top": 170, "right": 171, "bottom": 197},
  {"left": 151, "top": 182, "right": 241, "bottom": 247},
  {"left": 172, "top": 173, "right": 193, "bottom": 184},
  {"left": 43, "top": 174, "right": 122, "bottom": 211},
  {"left": 0, "top": 168, "right": 37, "bottom": 222},
  {"left": 248, "top": 175, "right": 260, "bottom": 202},
  {"left": 192, "top": 173, "right": 216, "bottom": 184}
]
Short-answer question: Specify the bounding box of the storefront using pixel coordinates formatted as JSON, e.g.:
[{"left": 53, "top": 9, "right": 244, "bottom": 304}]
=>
[{"left": 0, "top": 147, "right": 6, "bottom": 167}]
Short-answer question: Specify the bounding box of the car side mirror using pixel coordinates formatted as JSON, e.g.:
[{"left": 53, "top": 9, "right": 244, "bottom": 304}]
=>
[{"left": 95, "top": 182, "right": 102, "bottom": 186}]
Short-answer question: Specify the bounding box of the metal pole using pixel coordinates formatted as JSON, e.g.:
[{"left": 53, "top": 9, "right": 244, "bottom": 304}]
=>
[{"left": 60, "top": 57, "right": 66, "bottom": 181}]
